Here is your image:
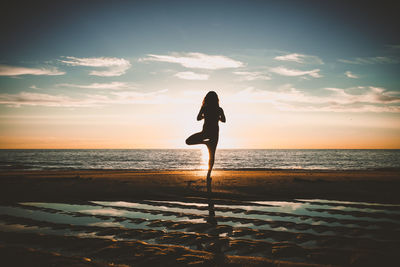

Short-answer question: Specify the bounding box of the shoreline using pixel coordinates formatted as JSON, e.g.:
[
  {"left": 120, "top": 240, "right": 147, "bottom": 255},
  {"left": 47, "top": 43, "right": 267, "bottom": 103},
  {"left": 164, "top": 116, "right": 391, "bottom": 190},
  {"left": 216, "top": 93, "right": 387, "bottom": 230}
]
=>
[{"left": 2, "top": 167, "right": 400, "bottom": 171}]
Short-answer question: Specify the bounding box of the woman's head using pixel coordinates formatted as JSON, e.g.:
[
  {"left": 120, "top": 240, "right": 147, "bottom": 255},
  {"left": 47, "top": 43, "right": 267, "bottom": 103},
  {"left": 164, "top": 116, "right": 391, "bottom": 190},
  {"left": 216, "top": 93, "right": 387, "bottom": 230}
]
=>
[{"left": 202, "top": 91, "right": 219, "bottom": 108}]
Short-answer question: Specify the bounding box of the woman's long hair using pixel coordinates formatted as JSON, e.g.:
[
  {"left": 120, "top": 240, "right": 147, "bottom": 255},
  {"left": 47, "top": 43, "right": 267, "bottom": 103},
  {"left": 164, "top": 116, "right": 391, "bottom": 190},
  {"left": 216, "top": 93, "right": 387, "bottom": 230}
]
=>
[{"left": 202, "top": 91, "right": 219, "bottom": 109}]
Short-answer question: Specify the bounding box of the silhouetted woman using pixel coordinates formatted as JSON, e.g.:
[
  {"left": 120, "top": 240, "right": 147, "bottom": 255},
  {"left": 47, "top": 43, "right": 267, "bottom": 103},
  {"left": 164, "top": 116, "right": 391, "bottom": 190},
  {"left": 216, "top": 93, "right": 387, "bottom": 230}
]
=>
[{"left": 186, "top": 91, "right": 226, "bottom": 179}]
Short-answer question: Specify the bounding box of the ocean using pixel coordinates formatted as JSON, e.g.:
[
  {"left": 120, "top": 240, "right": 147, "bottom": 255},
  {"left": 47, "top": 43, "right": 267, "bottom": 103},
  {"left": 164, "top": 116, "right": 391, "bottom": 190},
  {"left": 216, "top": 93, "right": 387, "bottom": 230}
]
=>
[{"left": 0, "top": 149, "right": 399, "bottom": 171}]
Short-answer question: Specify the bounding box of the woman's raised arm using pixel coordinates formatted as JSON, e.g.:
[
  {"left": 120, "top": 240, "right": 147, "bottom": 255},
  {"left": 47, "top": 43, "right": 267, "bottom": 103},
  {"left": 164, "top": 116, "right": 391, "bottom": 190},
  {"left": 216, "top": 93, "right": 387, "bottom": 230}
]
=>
[
  {"left": 219, "top": 108, "right": 226, "bottom": 123},
  {"left": 197, "top": 106, "right": 204, "bottom": 121}
]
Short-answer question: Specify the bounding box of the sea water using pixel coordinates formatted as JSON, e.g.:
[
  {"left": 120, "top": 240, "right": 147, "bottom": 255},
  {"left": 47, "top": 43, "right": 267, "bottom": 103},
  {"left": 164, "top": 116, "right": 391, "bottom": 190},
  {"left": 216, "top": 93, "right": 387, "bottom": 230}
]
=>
[{"left": 0, "top": 149, "right": 399, "bottom": 170}]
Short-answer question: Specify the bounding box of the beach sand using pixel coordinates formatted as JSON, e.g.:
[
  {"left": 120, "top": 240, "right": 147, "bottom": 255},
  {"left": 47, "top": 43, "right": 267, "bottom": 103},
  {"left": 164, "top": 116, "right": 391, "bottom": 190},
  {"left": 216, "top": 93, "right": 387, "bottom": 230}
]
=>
[
  {"left": 0, "top": 169, "right": 399, "bottom": 203},
  {"left": 0, "top": 169, "right": 399, "bottom": 266}
]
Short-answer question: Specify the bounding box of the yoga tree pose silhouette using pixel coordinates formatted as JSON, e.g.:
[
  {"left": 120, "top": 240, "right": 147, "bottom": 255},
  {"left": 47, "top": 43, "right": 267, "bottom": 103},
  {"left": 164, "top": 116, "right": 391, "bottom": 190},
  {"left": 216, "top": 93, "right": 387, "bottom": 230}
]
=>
[{"left": 185, "top": 91, "right": 226, "bottom": 181}]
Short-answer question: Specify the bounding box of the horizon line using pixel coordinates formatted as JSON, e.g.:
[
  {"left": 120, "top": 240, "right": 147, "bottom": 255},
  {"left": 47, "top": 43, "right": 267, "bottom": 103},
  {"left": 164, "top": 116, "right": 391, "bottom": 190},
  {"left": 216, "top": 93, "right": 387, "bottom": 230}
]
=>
[{"left": 1, "top": 148, "right": 399, "bottom": 150}]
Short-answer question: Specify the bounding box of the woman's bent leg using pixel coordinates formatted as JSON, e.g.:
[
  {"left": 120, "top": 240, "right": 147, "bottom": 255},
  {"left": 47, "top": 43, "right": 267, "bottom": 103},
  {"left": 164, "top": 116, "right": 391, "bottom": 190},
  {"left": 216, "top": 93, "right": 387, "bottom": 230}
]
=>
[{"left": 186, "top": 132, "right": 206, "bottom": 145}]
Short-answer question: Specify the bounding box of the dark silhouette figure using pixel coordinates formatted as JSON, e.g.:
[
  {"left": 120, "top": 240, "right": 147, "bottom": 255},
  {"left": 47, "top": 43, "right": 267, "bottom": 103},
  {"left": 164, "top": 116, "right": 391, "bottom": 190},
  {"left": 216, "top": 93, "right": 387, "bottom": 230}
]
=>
[{"left": 185, "top": 91, "right": 226, "bottom": 181}]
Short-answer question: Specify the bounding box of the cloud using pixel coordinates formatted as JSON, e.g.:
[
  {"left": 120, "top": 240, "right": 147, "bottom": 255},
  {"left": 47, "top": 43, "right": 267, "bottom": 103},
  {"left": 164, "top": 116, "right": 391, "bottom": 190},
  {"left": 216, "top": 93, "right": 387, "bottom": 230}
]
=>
[
  {"left": 60, "top": 56, "right": 131, "bottom": 76},
  {"left": 269, "top": 66, "right": 322, "bottom": 78},
  {"left": 174, "top": 71, "right": 209, "bottom": 80},
  {"left": 274, "top": 53, "right": 323, "bottom": 64},
  {"left": 0, "top": 90, "right": 169, "bottom": 108},
  {"left": 324, "top": 87, "right": 400, "bottom": 105},
  {"left": 228, "top": 86, "right": 400, "bottom": 113},
  {"left": 228, "top": 86, "right": 306, "bottom": 105},
  {"left": 345, "top": 71, "right": 359, "bottom": 79},
  {"left": 110, "top": 89, "right": 169, "bottom": 104},
  {"left": 338, "top": 56, "right": 398, "bottom": 64},
  {"left": 0, "top": 92, "right": 92, "bottom": 107},
  {"left": 2, "top": 85, "right": 399, "bottom": 113},
  {"left": 139, "top": 52, "right": 243, "bottom": 69},
  {"left": 57, "top": 82, "right": 133, "bottom": 90},
  {"left": 0, "top": 65, "right": 65, "bottom": 76},
  {"left": 233, "top": 71, "right": 271, "bottom": 81}
]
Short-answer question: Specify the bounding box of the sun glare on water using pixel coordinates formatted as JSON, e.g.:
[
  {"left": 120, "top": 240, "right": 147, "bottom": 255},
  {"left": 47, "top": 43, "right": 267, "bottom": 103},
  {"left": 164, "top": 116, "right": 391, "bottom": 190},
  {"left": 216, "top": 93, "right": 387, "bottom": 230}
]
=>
[{"left": 200, "top": 146, "right": 209, "bottom": 170}]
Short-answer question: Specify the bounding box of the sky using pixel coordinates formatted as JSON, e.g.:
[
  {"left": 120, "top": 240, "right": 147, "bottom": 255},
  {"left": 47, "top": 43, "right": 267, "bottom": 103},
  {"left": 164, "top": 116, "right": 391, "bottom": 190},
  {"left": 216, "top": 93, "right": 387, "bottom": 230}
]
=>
[{"left": 0, "top": 0, "right": 399, "bottom": 149}]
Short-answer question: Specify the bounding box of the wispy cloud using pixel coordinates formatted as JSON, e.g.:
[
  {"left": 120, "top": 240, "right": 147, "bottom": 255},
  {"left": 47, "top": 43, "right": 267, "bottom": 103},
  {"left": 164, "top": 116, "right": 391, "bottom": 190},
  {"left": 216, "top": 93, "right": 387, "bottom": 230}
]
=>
[
  {"left": 110, "top": 90, "right": 169, "bottom": 104},
  {"left": 338, "top": 56, "right": 398, "bottom": 64},
  {"left": 57, "top": 82, "right": 134, "bottom": 90},
  {"left": 0, "top": 65, "right": 65, "bottom": 76},
  {"left": 60, "top": 56, "right": 131, "bottom": 76},
  {"left": 324, "top": 87, "right": 400, "bottom": 105},
  {"left": 139, "top": 52, "right": 243, "bottom": 69},
  {"left": 274, "top": 53, "right": 323, "bottom": 64},
  {"left": 0, "top": 92, "right": 92, "bottom": 107},
  {"left": 0, "top": 90, "right": 169, "bottom": 108},
  {"left": 228, "top": 86, "right": 400, "bottom": 113},
  {"left": 233, "top": 71, "right": 271, "bottom": 81},
  {"left": 174, "top": 71, "right": 209, "bottom": 80},
  {"left": 345, "top": 71, "right": 359, "bottom": 79},
  {"left": 269, "top": 66, "right": 322, "bottom": 78}
]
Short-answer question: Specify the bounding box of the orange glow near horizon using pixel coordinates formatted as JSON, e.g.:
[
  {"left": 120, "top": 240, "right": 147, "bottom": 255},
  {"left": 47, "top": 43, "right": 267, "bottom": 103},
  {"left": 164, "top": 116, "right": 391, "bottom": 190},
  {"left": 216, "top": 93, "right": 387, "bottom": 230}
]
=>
[
  {"left": 1, "top": 130, "right": 399, "bottom": 149},
  {"left": 0, "top": 101, "right": 399, "bottom": 149}
]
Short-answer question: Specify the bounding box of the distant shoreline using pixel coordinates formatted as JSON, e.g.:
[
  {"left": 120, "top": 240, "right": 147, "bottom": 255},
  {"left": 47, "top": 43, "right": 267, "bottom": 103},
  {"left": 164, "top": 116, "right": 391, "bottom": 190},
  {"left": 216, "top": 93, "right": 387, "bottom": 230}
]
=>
[
  {"left": 1, "top": 148, "right": 400, "bottom": 150},
  {"left": 2, "top": 167, "right": 400, "bottom": 172}
]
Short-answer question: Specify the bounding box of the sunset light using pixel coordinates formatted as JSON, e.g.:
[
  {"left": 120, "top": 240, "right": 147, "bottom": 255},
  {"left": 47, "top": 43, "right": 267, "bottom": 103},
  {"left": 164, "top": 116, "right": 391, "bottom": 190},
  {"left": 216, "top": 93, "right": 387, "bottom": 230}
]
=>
[
  {"left": 1, "top": 1, "right": 399, "bottom": 149},
  {"left": 1, "top": 2, "right": 399, "bottom": 266}
]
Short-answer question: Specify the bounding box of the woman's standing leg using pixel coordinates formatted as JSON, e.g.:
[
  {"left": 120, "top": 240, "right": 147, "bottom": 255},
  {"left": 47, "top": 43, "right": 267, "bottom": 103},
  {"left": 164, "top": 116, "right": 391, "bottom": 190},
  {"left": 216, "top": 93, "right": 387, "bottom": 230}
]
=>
[
  {"left": 186, "top": 131, "right": 218, "bottom": 180},
  {"left": 206, "top": 138, "right": 218, "bottom": 179}
]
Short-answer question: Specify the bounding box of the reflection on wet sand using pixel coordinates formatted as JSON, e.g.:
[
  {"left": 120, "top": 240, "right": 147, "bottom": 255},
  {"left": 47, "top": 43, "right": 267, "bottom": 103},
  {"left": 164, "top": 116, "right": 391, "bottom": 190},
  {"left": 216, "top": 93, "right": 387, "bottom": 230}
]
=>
[
  {"left": 206, "top": 177, "right": 225, "bottom": 265},
  {"left": 1, "top": 192, "right": 399, "bottom": 266}
]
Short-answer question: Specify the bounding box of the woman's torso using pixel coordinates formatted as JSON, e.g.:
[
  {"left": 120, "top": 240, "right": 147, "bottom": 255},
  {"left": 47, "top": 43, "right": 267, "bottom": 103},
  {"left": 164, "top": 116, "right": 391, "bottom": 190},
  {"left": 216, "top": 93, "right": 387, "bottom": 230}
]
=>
[{"left": 202, "top": 106, "right": 220, "bottom": 136}]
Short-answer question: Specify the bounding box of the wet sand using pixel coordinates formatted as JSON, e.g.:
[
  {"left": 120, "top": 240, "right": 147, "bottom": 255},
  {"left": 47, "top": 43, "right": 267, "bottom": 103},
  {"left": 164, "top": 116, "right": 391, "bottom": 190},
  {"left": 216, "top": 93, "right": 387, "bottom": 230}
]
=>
[
  {"left": 0, "top": 169, "right": 399, "bottom": 266},
  {"left": 0, "top": 169, "right": 399, "bottom": 203}
]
